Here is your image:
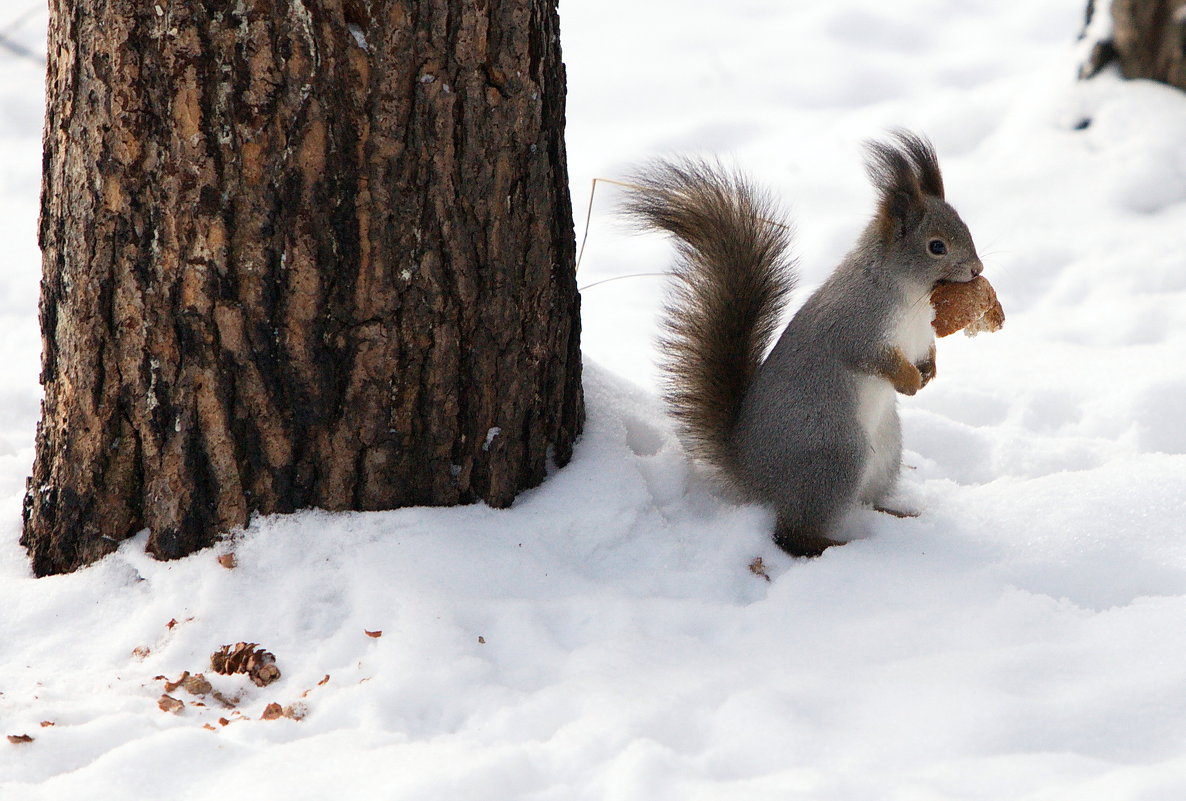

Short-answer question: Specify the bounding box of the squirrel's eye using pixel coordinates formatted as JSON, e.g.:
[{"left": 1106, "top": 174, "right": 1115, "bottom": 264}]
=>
[{"left": 927, "top": 239, "right": 947, "bottom": 256}]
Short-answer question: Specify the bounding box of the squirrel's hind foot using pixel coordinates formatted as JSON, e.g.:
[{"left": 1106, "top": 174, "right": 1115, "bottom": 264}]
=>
[
  {"left": 774, "top": 526, "right": 844, "bottom": 558},
  {"left": 873, "top": 504, "right": 920, "bottom": 519}
]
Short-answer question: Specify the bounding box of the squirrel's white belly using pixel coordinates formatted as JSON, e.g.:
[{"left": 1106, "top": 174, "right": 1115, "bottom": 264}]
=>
[
  {"left": 853, "top": 295, "right": 935, "bottom": 502},
  {"left": 896, "top": 292, "right": 937, "bottom": 364},
  {"left": 854, "top": 375, "right": 897, "bottom": 502}
]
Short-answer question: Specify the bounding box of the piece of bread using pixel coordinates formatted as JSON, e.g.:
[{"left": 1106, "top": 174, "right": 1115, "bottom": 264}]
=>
[{"left": 930, "top": 276, "right": 1005, "bottom": 337}]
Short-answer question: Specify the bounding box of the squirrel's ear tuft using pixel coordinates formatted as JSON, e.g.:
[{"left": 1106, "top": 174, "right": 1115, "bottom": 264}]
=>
[
  {"left": 892, "top": 130, "right": 944, "bottom": 200},
  {"left": 864, "top": 130, "right": 944, "bottom": 241},
  {"left": 865, "top": 136, "right": 924, "bottom": 241}
]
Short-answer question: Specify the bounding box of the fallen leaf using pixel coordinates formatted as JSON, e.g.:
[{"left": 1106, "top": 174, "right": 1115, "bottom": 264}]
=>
[
  {"left": 317, "top": 674, "right": 330, "bottom": 686},
  {"left": 182, "top": 673, "right": 213, "bottom": 696},
  {"left": 162, "top": 671, "right": 190, "bottom": 693},
  {"left": 131, "top": 646, "right": 151, "bottom": 660},
  {"left": 39, "top": 721, "right": 54, "bottom": 728},
  {"left": 365, "top": 630, "right": 382, "bottom": 638},
  {"left": 218, "top": 717, "right": 230, "bottom": 726},
  {"left": 260, "top": 702, "right": 284, "bottom": 720},
  {"left": 202, "top": 723, "right": 216, "bottom": 731},
  {"left": 7, "top": 734, "right": 33, "bottom": 744},
  {"left": 166, "top": 618, "right": 178, "bottom": 630},
  {"left": 282, "top": 703, "right": 308, "bottom": 721},
  {"left": 478, "top": 636, "right": 486, "bottom": 644},
  {"left": 217, "top": 553, "right": 237, "bottom": 569},
  {"left": 158, "top": 694, "right": 184, "bottom": 714}
]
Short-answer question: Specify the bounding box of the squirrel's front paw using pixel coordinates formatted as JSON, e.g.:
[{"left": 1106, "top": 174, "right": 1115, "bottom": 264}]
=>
[
  {"left": 893, "top": 366, "right": 923, "bottom": 396},
  {"left": 875, "top": 346, "right": 924, "bottom": 395},
  {"left": 916, "top": 352, "right": 937, "bottom": 389},
  {"left": 889, "top": 356, "right": 923, "bottom": 395}
]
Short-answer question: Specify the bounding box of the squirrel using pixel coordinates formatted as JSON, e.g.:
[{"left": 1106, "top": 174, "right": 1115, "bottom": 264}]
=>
[{"left": 624, "top": 131, "right": 984, "bottom": 557}]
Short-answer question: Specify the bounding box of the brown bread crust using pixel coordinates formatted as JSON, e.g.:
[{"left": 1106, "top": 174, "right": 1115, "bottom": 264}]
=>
[{"left": 931, "top": 276, "right": 1005, "bottom": 337}]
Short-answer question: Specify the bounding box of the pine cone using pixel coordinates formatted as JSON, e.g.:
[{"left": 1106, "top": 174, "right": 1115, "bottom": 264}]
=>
[{"left": 210, "top": 642, "right": 282, "bottom": 687}]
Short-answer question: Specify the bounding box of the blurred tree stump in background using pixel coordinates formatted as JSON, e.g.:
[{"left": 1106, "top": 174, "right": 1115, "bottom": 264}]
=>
[{"left": 1081, "top": 0, "right": 1186, "bottom": 90}]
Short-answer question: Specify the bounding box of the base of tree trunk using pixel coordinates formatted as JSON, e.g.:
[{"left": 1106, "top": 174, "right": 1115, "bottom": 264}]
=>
[{"left": 23, "top": 0, "right": 584, "bottom": 576}]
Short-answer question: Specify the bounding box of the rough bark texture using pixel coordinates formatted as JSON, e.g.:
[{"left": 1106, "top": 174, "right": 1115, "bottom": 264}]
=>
[
  {"left": 24, "top": 0, "right": 584, "bottom": 575},
  {"left": 1081, "top": 0, "right": 1186, "bottom": 90}
]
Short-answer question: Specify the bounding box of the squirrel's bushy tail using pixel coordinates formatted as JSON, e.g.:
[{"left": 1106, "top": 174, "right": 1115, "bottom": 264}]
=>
[{"left": 623, "top": 159, "right": 797, "bottom": 480}]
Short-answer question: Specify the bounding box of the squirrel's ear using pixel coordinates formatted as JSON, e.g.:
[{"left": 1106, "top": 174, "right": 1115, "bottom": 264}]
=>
[{"left": 865, "top": 138, "right": 925, "bottom": 241}]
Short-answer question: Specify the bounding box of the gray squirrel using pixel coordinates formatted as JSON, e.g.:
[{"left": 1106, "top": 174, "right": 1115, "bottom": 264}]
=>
[{"left": 624, "top": 131, "right": 984, "bottom": 556}]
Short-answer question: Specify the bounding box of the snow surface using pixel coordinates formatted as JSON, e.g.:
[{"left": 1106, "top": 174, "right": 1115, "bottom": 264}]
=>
[{"left": 5, "top": 1, "right": 1186, "bottom": 799}]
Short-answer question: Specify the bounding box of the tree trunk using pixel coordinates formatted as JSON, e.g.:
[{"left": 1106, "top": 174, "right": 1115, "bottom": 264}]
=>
[
  {"left": 1081, "top": 0, "right": 1186, "bottom": 90},
  {"left": 24, "top": 0, "right": 584, "bottom": 576}
]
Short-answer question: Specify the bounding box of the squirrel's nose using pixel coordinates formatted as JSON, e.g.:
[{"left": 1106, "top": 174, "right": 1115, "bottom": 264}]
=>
[{"left": 969, "top": 259, "right": 984, "bottom": 277}]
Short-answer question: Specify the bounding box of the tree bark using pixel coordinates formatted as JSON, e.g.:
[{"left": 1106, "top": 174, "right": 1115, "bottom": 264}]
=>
[
  {"left": 24, "top": 0, "right": 584, "bottom": 575},
  {"left": 1081, "top": 0, "right": 1186, "bottom": 90}
]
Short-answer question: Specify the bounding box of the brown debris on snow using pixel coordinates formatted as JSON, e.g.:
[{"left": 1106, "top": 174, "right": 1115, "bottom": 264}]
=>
[
  {"left": 158, "top": 694, "right": 185, "bottom": 714},
  {"left": 748, "top": 557, "right": 772, "bottom": 582},
  {"left": 260, "top": 702, "right": 306, "bottom": 721}
]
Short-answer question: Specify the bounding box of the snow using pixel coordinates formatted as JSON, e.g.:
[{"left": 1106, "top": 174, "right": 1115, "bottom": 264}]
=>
[{"left": 4, "top": 1, "right": 1186, "bottom": 798}]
